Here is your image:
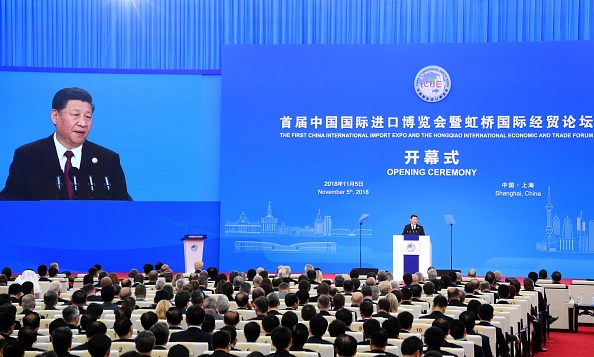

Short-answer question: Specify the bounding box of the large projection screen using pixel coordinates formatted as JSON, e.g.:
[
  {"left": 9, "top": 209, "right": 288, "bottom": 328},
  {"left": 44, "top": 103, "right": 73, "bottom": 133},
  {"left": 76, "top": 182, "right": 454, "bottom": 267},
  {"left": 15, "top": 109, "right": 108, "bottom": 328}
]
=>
[{"left": 220, "top": 42, "right": 594, "bottom": 278}]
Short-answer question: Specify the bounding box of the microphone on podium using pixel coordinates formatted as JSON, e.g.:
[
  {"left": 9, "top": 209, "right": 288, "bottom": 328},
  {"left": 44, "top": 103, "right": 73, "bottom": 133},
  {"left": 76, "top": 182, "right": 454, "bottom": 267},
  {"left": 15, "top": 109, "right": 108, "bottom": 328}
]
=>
[{"left": 68, "top": 167, "right": 80, "bottom": 197}]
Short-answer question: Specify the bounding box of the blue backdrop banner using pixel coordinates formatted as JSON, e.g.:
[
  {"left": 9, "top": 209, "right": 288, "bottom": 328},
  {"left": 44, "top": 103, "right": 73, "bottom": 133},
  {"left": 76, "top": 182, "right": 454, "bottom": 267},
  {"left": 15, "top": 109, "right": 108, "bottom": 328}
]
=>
[{"left": 220, "top": 41, "right": 594, "bottom": 278}]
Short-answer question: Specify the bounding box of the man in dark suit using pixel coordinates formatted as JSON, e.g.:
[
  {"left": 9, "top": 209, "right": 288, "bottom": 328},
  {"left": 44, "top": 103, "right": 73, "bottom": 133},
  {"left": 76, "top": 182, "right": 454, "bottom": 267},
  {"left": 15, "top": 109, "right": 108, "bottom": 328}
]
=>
[
  {"left": 402, "top": 214, "right": 425, "bottom": 235},
  {"left": 0, "top": 87, "right": 131, "bottom": 201},
  {"left": 367, "top": 328, "right": 397, "bottom": 357},
  {"left": 420, "top": 295, "right": 454, "bottom": 325},
  {"left": 267, "top": 326, "right": 296, "bottom": 357},
  {"left": 460, "top": 311, "right": 493, "bottom": 357},
  {"left": 169, "top": 305, "right": 212, "bottom": 349},
  {"left": 477, "top": 304, "right": 509, "bottom": 357},
  {"left": 211, "top": 330, "right": 235, "bottom": 357}
]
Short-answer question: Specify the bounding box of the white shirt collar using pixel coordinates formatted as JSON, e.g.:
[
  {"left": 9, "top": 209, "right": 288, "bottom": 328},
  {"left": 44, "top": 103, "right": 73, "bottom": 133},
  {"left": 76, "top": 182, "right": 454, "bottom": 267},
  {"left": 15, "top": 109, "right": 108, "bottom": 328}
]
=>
[{"left": 54, "top": 133, "right": 83, "bottom": 171}]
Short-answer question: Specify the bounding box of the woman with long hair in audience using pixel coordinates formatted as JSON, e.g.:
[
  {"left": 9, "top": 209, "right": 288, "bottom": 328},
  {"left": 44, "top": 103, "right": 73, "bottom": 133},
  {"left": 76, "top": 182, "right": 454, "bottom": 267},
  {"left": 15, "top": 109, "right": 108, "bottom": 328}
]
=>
[
  {"left": 155, "top": 299, "right": 172, "bottom": 320},
  {"left": 385, "top": 292, "right": 399, "bottom": 313},
  {"left": 108, "top": 273, "right": 120, "bottom": 286},
  {"left": 315, "top": 269, "right": 323, "bottom": 283}
]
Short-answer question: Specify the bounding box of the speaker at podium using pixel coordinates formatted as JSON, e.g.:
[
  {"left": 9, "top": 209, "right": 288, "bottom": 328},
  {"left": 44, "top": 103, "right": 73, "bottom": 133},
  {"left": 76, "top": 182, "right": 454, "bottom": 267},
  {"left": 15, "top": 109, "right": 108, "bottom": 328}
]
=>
[{"left": 392, "top": 234, "right": 432, "bottom": 281}]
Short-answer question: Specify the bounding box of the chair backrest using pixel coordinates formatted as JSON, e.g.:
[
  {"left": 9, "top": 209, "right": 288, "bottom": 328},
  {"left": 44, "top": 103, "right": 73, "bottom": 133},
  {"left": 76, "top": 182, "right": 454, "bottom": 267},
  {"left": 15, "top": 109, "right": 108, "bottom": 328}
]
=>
[
  {"left": 237, "top": 310, "right": 256, "bottom": 320},
  {"left": 256, "top": 336, "right": 272, "bottom": 345},
  {"left": 303, "top": 343, "right": 334, "bottom": 357},
  {"left": 410, "top": 321, "right": 432, "bottom": 335},
  {"left": 445, "top": 338, "right": 474, "bottom": 357},
  {"left": 441, "top": 347, "right": 465, "bottom": 357},
  {"left": 151, "top": 350, "right": 170, "bottom": 357},
  {"left": 235, "top": 342, "right": 272, "bottom": 354},
  {"left": 344, "top": 331, "right": 363, "bottom": 342},
  {"left": 465, "top": 334, "right": 482, "bottom": 347},
  {"left": 112, "top": 342, "right": 135, "bottom": 354},
  {"left": 350, "top": 322, "right": 364, "bottom": 332},
  {"left": 473, "top": 325, "right": 496, "bottom": 356},
  {"left": 289, "top": 351, "right": 319, "bottom": 357},
  {"left": 165, "top": 342, "right": 209, "bottom": 357}
]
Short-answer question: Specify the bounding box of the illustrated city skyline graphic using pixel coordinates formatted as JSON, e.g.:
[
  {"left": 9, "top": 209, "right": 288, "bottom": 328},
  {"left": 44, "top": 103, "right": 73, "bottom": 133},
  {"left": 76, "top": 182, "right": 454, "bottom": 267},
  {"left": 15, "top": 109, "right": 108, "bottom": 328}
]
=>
[
  {"left": 537, "top": 187, "right": 593, "bottom": 253},
  {"left": 225, "top": 202, "right": 372, "bottom": 253}
]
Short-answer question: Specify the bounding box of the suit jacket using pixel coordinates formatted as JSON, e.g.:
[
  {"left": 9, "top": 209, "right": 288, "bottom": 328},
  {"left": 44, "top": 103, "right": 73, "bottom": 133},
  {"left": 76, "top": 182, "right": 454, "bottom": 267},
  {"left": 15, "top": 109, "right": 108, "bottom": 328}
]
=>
[
  {"left": 211, "top": 350, "right": 235, "bottom": 357},
  {"left": 307, "top": 336, "right": 332, "bottom": 345},
  {"left": 366, "top": 350, "right": 397, "bottom": 357},
  {"left": 467, "top": 330, "right": 493, "bottom": 357},
  {"left": 402, "top": 224, "right": 425, "bottom": 235},
  {"left": 0, "top": 135, "right": 131, "bottom": 200},
  {"left": 267, "top": 349, "right": 297, "bottom": 357},
  {"left": 169, "top": 326, "right": 212, "bottom": 348},
  {"left": 477, "top": 321, "right": 509, "bottom": 355},
  {"left": 420, "top": 311, "right": 454, "bottom": 324}
]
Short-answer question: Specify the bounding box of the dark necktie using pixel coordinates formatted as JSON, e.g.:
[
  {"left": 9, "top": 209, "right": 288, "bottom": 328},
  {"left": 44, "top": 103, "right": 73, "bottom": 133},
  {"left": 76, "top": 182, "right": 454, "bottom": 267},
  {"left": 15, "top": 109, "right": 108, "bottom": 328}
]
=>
[{"left": 64, "top": 150, "right": 74, "bottom": 199}]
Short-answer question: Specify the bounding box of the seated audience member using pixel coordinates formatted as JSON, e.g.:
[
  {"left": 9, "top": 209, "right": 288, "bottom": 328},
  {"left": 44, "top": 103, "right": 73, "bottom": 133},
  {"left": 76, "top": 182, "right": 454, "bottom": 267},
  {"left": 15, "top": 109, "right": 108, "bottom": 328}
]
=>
[
  {"left": 202, "top": 314, "right": 216, "bottom": 334},
  {"left": 168, "top": 345, "right": 190, "bottom": 357},
  {"left": 20, "top": 294, "right": 36, "bottom": 315},
  {"left": 397, "top": 311, "right": 413, "bottom": 334},
  {"left": 72, "top": 321, "right": 108, "bottom": 351},
  {"left": 424, "top": 326, "right": 454, "bottom": 356},
  {"left": 358, "top": 301, "right": 374, "bottom": 321},
  {"left": 400, "top": 336, "right": 423, "bottom": 357},
  {"left": 62, "top": 305, "right": 81, "bottom": 332},
  {"left": 317, "top": 295, "right": 332, "bottom": 316},
  {"left": 459, "top": 310, "right": 492, "bottom": 357},
  {"left": 450, "top": 319, "right": 485, "bottom": 357},
  {"left": 262, "top": 315, "right": 280, "bottom": 336},
  {"left": 140, "top": 311, "right": 159, "bottom": 331},
  {"left": 211, "top": 330, "right": 234, "bottom": 357},
  {"left": 420, "top": 295, "right": 454, "bottom": 324},
  {"left": 300, "top": 304, "right": 317, "bottom": 322},
  {"left": 307, "top": 315, "right": 332, "bottom": 344},
  {"left": 113, "top": 318, "right": 135, "bottom": 342},
  {"left": 44, "top": 291, "right": 59, "bottom": 310},
  {"left": 335, "top": 308, "right": 353, "bottom": 331},
  {"left": 243, "top": 321, "right": 261, "bottom": 343},
  {"left": 150, "top": 322, "right": 169, "bottom": 350},
  {"left": 235, "top": 292, "right": 251, "bottom": 310},
  {"left": 328, "top": 320, "right": 347, "bottom": 337},
  {"left": 477, "top": 304, "right": 509, "bottom": 356},
  {"left": 166, "top": 307, "right": 184, "bottom": 330},
  {"left": 284, "top": 293, "right": 299, "bottom": 310},
  {"left": 334, "top": 334, "right": 358, "bottom": 357},
  {"left": 290, "top": 323, "right": 320, "bottom": 356},
  {"left": 249, "top": 296, "right": 269, "bottom": 320},
  {"left": 18, "top": 326, "right": 43, "bottom": 351},
  {"left": 86, "top": 303, "right": 104, "bottom": 320},
  {"left": 70, "top": 290, "right": 88, "bottom": 315},
  {"left": 88, "top": 334, "right": 112, "bottom": 357},
  {"left": 447, "top": 287, "right": 467, "bottom": 307},
  {"left": 52, "top": 326, "right": 75, "bottom": 357},
  {"left": 372, "top": 298, "right": 393, "bottom": 319},
  {"left": 220, "top": 326, "right": 238, "bottom": 350},
  {"left": 359, "top": 319, "right": 380, "bottom": 345},
  {"left": 269, "top": 326, "right": 295, "bottom": 357},
  {"left": 332, "top": 293, "right": 345, "bottom": 310},
  {"left": 168, "top": 305, "right": 211, "bottom": 347},
  {"left": 280, "top": 311, "right": 299, "bottom": 330},
  {"left": 368, "top": 328, "right": 397, "bottom": 357},
  {"left": 267, "top": 293, "right": 282, "bottom": 315},
  {"left": 223, "top": 310, "right": 240, "bottom": 328},
  {"left": 101, "top": 286, "right": 120, "bottom": 313},
  {"left": 296, "top": 290, "right": 310, "bottom": 306},
  {"left": 134, "top": 331, "right": 156, "bottom": 356},
  {"left": 3, "top": 341, "right": 26, "bottom": 357},
  {"left": 551, "top": 271, "right": 564, "bottom": 286}
]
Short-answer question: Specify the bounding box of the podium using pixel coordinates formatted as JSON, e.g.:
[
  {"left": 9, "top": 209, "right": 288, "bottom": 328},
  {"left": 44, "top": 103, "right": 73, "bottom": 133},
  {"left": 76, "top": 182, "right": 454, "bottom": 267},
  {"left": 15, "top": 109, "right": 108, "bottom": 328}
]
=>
[
  {"left": 392, "top": 235, "right": 432, "bottom": 280},
  {"left": 181, "top": 234, "right": 207, "bottom": 274}
]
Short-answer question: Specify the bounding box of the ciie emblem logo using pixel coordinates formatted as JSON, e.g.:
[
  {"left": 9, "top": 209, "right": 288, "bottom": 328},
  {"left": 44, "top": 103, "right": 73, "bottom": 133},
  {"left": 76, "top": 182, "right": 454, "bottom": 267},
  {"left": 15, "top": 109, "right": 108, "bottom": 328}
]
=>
[
  {"left": 414, "top": 65, "right": 451, "bottom": 103},
  {"left": 406, "top": 243, "right": 416, "bottom": 252},
  {"left": 191, "top": 244, "right": 199, "bottom": 252}
]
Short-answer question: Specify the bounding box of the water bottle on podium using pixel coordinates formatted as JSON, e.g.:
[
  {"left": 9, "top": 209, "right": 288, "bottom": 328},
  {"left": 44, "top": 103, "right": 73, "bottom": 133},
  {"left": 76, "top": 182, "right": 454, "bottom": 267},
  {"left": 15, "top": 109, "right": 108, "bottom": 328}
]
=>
[{"left": 577, "top": 292, "right": 583, "bottom": 305}]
